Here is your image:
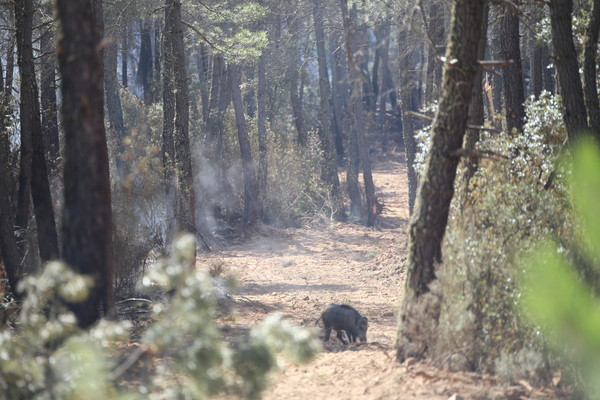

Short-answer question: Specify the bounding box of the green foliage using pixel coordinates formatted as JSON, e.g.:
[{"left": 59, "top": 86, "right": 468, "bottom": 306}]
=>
[
  {"left": 429, "top": 92, "right": 570, "bottom": 382},
  {"left": 521, "top": 138, "right": 600, "bottom": 397},
  {"left": 0, "top": 235, "right": 320, "bottom": 400}
]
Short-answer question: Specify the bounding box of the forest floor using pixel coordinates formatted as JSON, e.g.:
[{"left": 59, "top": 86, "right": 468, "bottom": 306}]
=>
[{"left": 197, "top": 151, "right": 568, "bottom": 400}]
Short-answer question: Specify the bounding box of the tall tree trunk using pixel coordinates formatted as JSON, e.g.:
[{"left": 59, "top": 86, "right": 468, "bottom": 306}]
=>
[
  {"left": 230, "top": 64, "right": 260, "bottom": 225},
  {"left": 15, "top": 0, "right": 59, "bottom": 262},
  {"left": 4, "top": 5, "right": 14, "bottom": 97},
  {"left": 583, "top": 0, "right": 600, "bottom": 136},
  {"left": 530, "top": 37, "right": 543, "bottom": 99},
  {"left": 288, "top": 16, "right": 307, "bottom": 147},
  {"left": 122, "top": 23, "right": 128, "bottom": 88},
  {"left": 138, "top": 19, "right": 153, "bottom": 104},
  {"left": 165, "top": 0, "right": 196, "bottom": 234},
  {"left": 464, "top": 5, "right": 489, "bottom": 185},
  {"left": 549, "top": 0, "right": 589, "bottom": 142},
  {"left": 398, "top": 27, "right": 419, "bottom": 215},
  {"left": 39, "top": 10, "right": 59, "bottom": 173},
  {"left": 329, "top": 31, "right": 347, "bottom": 160},
  {"left": 425, "top": 1, "right": 445, "bottom": 104},
  {"left": 500, "top": 3, "right": 525, "bottom": 135},
  {"left": 104, "top": 6, "right": 126, "bottom": 173},
  {"left": 313, "top": 0, "right": 344, "bottom": 221},
  {"left": 257, "top": 54, "right": 268, "bottom": 222},
  {"left": 57, "top": 0, "right": 114, "bottom": 327},
  {"left": 397, "top": 0, "right": 485, "bottom": 362},
  {"left": 341, "top": 0, "right": 377, "bottom": 226},
  {"left": 0, "top": 100, "right": 20, "bottom": 298},
  {"left": 197, "top": 44, "right": 210, "bottom": 123}
]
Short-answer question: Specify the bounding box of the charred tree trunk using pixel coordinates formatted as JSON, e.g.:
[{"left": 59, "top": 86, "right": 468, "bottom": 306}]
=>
[
  {"left": 500, "top": 3, "right": 525, "bottom": 135},
  {"left": 398, "top": 27, "right": 419, "bottom": 215},
  {"left": 288, "top": 16, "right": 307, "bottom": 147},
  {"left": 39, "top": 10, "right": 59, "bottom": 173},
  {"left": 583, "top": 0, "right": 600, "bottom": 136},
  {"left": 313, "top": 0, "right": 344, "bottom": 221},
  {"left": 257, "top": 54, "right": 269, "bottom": 222},
  {"left": 165, "top": 0, "right": 196, "bottom": 234},
  {"left": 138, "top": 19, "right": 153, "bottom": 104},
  {"left": 230, "top": 64, "right": 260, "bottom": 225},
  {"left": 104, "top": 6, "right": 126, "bottom": 173},
  {"left": 549, "top": 0, "right": 589, "bottom": 142},
  {"left": 197, "top": 44, "right": 210, "bottom": 123},
  {"left": 341, "top": 0, "right": 377, "bottom": 226},
  {"left": 330, "top": 31, "right": 347, "bottom": 160},
  {"left": 397, "top": 0, "right": 485, "bottom": 362},
  {"left": 57, "top": 0, "right": 114, "bottom": 327},
  {"left": 121, "top": 24, "right": 128, "bottom": 88},
  {"left": 15, "top": 0, "right": 59, "bottom": 262}
]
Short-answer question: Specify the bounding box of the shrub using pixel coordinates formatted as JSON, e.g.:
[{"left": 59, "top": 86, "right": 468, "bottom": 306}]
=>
[{"left": 0, "top": 234, "right": 320, "bottom": 400}]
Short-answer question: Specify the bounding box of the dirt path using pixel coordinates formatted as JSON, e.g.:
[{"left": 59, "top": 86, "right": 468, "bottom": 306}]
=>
[{"left": 198, "top": 152, "right": 566, "bottom": 400}]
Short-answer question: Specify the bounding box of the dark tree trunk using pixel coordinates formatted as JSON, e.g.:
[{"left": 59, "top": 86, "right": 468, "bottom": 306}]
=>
[
  {"left": 464, "top": 5, "right": 489, "bottom": 184},
  {"left": 583, "top": 0, "right": 600, "bottom": 136},
  {"left": 39, "top": 9, "right": 59, "bottom": 172},
  {"left": 164, "top": 0, "right": 196, "bottom": 234},
  {"left": 15, "top": 0, "right": 59, "bottom": 262},
  {"left": 0, "top": 106, "right": 20, "bottom": 298},
  {"left": 329, "top": 32, "right": 347, "bottom": 160},
  {"left": 162, "top": 9, "right": 175, "bottom": 188},
  {"left": 542, "top": 45, "right": 555, "bottom": 94},
  {"left": 313, "top": 0, "right": 344, "bottom": 220},
  {"left": 425, "top": 1, "right": 445, "bottom": 104},
  {"left": 121, "top": 23, "right": 128, "bottom": 88},
  {"left": 154, "top": 19, "right": 161, "bottom": 78},
  {"left": 288, "top": 16, "right": 307, "bottom": 147},
  {"left": 57, "top": 0, "right": 114, "bottom": 328},
  {"left": 398, "top": 27, "right": 419, "bottom": 215},
  {"left": 397, "top": 0, "right": 485, "bottom": 362},
  {"left": 549, "top": 0, "right": 589, "bottom": 142},
  {"left": 341, "top": 0, "right": 377, "bottom": 226},
  {"left": 104, "top": 6, "right": 126, "bottom": 173},
  {"left": 138, "top": 19, "right": 153, "bottom": 104},
  {"left": 5, "top": 5, "right": 14, "bottom": 97},
  {"left": 530, "top": 38, "right": 543, "bottom": 99},
  {"left": 197, "top": 44, "right": 210, "bottom": 123},
  {"left": 257, "top": 54, "right": 268, "bottom": 221},
  {"left": 230, "top": 64, "right": 260, "bottom": 225},
  {"left": 500, "top": 3, "right": 525, "bottom": 135}
]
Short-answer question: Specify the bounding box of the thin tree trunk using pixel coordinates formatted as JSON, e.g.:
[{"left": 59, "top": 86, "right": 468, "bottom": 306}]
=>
[
  {"left": 5, "top": 5, "right": 14, "bottom": 97},
  {"left": 104, "top": 6, "right": 126, "bottom": 174},
  {"left": 583, "top": 0, "right": 600, "bottom": 136},
  {"left": 15, "top": 0, "right": 59, "bottom": 262},
  {"left": 57, "top": 0, "right": 114, "bottom": 327},
  {"left": 341, "top": 0, "right": 377, "bottom": 226},
  {"left": 257, "top": 54, "right": 268, "bottom": 221},
  {"left": 230, "top": 63, "right": 260, "bottom": 225},
  {"left": 398, "top": 28, "right": 419, "bottom": 215},
  {"left": 549, "top": 0, "right": 589, "bottom": 142},
  {"left": 329, "top": 31, "right": 347, "bottom": 160},
  {"left": 530, "top": 38, "right": 543, "bottom": 99},
  {"left": 500, "top": 3, "right": 525, "bottom": 135},
  {"left": 166, "top": 0, "right": 196, "bottom": 234},
  {"left": 39, "top": 10, "right": 59, "bottom": 172},
  {"left": 288, "top": 16, "right": 307, "bottom": 147},
  {"left": 122, "top": 23, "right": 128, "bottom": 88},
  {"left": 313, "top": 0, "right": 344, "bottom": 221},
  {"left": 197, "top": 44, "right": 210, "bottom": 123},
  {"left": 138, "top": 19, "right": 153, "bottom": 104},
  {"left": 397, "top": 0, "right": 486, "bottom": 362}
]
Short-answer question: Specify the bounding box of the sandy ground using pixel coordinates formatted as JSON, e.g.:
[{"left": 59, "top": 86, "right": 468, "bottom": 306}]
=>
[{"left": 197, "top": 151, "right": 568, "bottom": 400}]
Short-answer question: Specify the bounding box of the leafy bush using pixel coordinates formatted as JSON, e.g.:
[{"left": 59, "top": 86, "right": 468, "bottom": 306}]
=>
[
  {"left": 521, "top": 139, "right": 600, "bottom": 398},
  {"left": 0, "top": 234, "right": 320, "bottom": 399},
  {"left": 427, "top": 92, "right": 570, "bottom": 382}
]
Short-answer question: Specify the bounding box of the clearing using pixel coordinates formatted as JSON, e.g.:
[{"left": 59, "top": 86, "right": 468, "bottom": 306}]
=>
[{"left": 198, "top": 151, "right": 566, "bottom": 400}]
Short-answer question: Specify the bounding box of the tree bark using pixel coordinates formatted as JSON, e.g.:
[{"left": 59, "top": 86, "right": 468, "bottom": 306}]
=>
[
  {"left": 398, "top": 27, "right": 419, "bottom": 215},
  {"left": 583, "top": 0, "right": 600, "bottom": 136},
  {"left": 165, "top": 0, "right": 196, "bottom": 234},
  {"left": 397, "top": 0, "right": 485, "bottom": 362},
  {"left": 288, "top": 16, "right": 307, "bottom": 147},
  {"left": 230, "top": 64, "right": 260, "bottom": 225},
  {"left": 15, "top": 0, "right": 59, "bottom": 262},
  {"left": 549, "top": 0, "right": 589, "bottom": 142},
  {"left": 500, "top": 3, "right": 525, "bottom": 135},
  {"left": 104, "top": 5, "right": 126, "bottom": 174},
  {"left": 57, "top": 0, "right": 114, "bottom": 327},
  {"left": 329, "top": 31, "right": 347, "bottom": 160},
  {"left": 257, "top": 54, "right": 269, "bottom": 221},
  {"left": 341, "top": 0, "right": 377, "bottom": 226},
  {"left": 121, "top": 23, "right": 128, "bottom": 88},
  {"left": 197, "top": 44, "right": 210, "bottom": 123},
  {"left": 314, "top": 0, "right": 344, "bottom": 221},
  {"left": 138, "top": 19, "right": 153, "bottom": 104},
  {"left": 39, "top": 7, "right": 59, "bottom": 173}
]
